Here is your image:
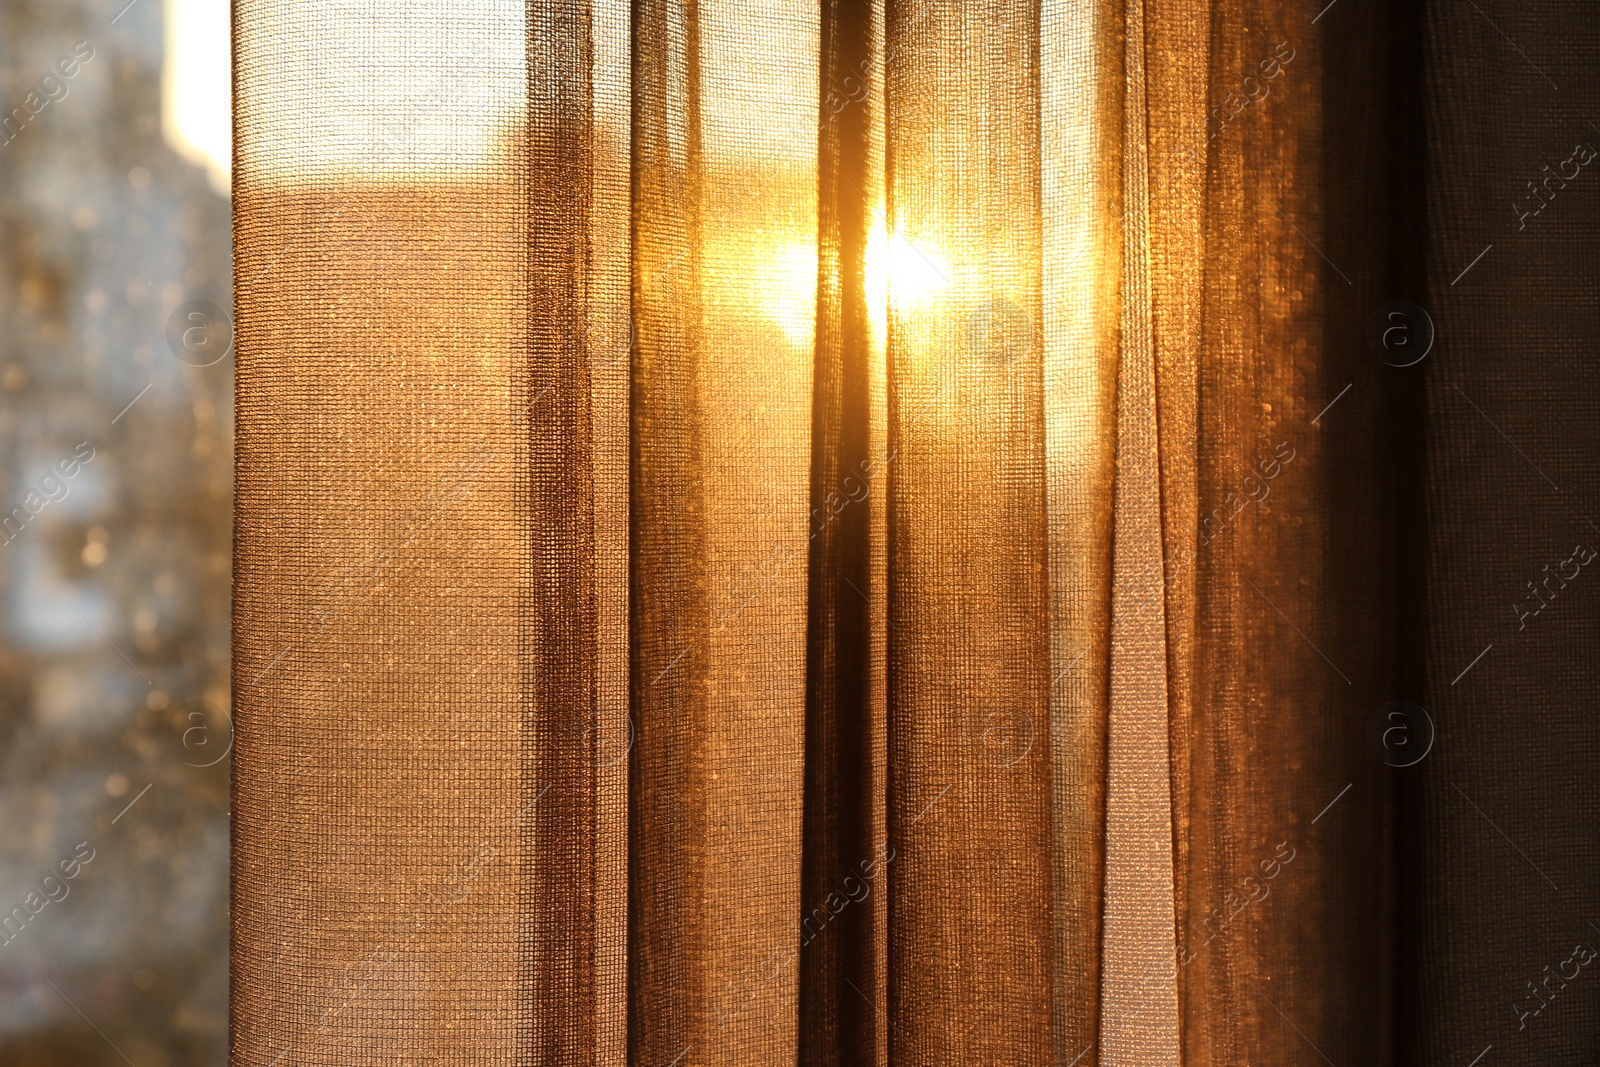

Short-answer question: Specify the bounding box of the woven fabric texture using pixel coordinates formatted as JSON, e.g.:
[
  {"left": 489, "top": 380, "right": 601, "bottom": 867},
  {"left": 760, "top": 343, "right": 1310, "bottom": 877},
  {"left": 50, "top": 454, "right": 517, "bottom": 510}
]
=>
[{"left": 229, "top": 0, "right": 1597, "bottom": 1064}]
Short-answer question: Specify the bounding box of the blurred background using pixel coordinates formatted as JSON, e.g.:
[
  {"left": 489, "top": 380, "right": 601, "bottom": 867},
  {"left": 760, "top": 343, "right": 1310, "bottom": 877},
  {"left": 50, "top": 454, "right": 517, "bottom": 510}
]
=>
[{"left": 0, "top": 0, "right": 231, "bottom": 1063}]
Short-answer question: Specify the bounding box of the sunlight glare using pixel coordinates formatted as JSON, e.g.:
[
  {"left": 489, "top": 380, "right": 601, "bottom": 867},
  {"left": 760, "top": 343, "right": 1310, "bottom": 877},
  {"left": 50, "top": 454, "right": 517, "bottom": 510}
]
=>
[
  {"left": 762, "top": 242, "right": 821, "bottom": 349},
  {"left": 755, "top": 212, "right": 950, "bottom": 353},
  {"left": 164, "top": 0, "right": 232, "bottom": 196},
  {"left": 867, "top": 210, "right": 953, "bottom": 325}
]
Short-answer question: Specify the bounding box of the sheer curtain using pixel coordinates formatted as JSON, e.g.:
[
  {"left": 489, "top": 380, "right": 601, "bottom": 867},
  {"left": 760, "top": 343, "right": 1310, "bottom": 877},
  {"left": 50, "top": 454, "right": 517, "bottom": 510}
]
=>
[{"left": 229, "top": 0, "right": 1599, "bottom": 1064}]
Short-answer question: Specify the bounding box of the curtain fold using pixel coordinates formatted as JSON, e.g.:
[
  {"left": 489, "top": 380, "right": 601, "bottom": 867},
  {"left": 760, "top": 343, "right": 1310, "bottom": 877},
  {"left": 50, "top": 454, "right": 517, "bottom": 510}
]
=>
[
  {"left": 1099, "top": 0, "right": 1181, "bottom": 1057},
  {"left": 525, "top": 0, "right": 630, "bottom": 1057},
  {"left": 801, "top": 0, "right": 888, "bottom": 1062},
  {"left": 230, "top": 0, "right": 1599, "bottom": 1063},
  {"left": 1039, "top": 0, "right": 1120, "bottom": 1060},
  {"left": 629, "top": 1, "right": 818, "bottom": 1062},
  {"left": 880, "top": 1, "right": 1058, "bottom": 1060}
]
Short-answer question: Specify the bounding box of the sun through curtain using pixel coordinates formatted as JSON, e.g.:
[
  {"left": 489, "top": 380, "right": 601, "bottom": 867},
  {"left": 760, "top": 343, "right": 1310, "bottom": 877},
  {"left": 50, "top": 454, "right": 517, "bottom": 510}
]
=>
[{"left": 229, "top": 0, "right": 1600, "bottom": 1064}]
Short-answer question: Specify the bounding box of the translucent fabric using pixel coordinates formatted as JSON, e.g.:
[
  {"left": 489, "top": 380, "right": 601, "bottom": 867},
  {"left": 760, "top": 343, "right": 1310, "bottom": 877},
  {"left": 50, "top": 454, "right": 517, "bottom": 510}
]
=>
[{"left": 231, "top": 0, "right": 1599, "bottom": 1064}]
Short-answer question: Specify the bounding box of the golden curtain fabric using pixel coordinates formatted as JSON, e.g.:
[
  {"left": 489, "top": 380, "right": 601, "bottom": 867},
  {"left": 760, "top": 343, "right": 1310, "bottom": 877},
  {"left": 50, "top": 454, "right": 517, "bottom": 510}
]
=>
[{"left": 229, "top": 0, "right": 1599, "bottom": 1064}]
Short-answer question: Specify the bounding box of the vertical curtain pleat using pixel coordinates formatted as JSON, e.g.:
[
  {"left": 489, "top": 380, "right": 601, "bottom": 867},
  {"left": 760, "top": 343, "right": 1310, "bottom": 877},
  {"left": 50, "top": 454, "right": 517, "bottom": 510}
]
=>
[
  {"left": 1168, "top": 1, "right": 1415, "bottom": 1063},
  {"left": 626, "top": 0, "right": 715, "bottom": 1057},
  {"left": 801, "top": 0, "right": 889, "bottom": 1064},
  {"left": 1098, "top": 0, "right": 1182, "bottom": 1058},
  {"left": 233, "top": 5, "right": 540, "bottom": 1062},
  {"left": 880, "top": 2, "right": 1056, "bottom": 1061},
  {"left": 1185, "top": 0, "right": 1335, "bottom": 1053},
  {"left": 525, "top": 0, "right": 629, "bottom": 1058},
  {"left": 524, "top": 1, "right": 600, "bottom": 1055},
  {"left": 1040, "top": 0, "right": 1121, "bottom": 1059},
  {"left": 1316, "top": 5, "right": 1429, "bottom": 1065},
  {"left": 590, "top": 3, "right": 634, "bottom": 1058},
  {"left": 629, "top": 0, "right": 817, "bottom": 1063},
  {"left": 1141, "top": 0, "right": 1206, "bottom": 1043}
]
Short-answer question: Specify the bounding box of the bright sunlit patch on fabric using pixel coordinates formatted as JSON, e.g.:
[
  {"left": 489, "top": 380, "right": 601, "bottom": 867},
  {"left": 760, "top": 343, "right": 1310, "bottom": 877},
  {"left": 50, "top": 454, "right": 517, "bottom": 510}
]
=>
[
  {"left": 234, "top": 0, "right": 527, "bottom": 183},
  {"left": 762, "top": 242, "right": 819, "bottom": 349},
  {"left": 164, "top": 0, "right": 232, "bottom": 196},
  {"left": 872, "top": 218, "right": 952, "bottom": 312}
]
